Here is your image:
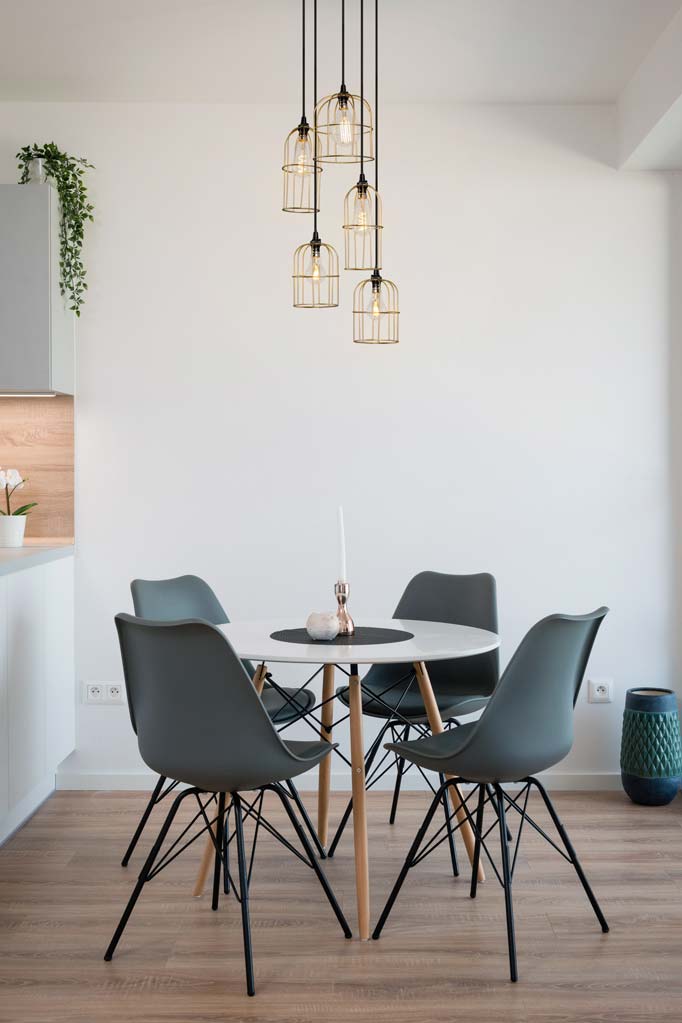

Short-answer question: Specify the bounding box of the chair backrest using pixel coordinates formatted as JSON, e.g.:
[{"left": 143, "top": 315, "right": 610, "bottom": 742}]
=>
[
  {"left": 394, "top": 571, "right": 499, "bottom": 699},
  {"left": 466, "top": 607, "right": 608, "bottom": 780},
  {"left": 130, "top": 575, "right": 256, "bottom": 682},
  {"left": 115, "top": 614, "right": 294, "bottom": 793},
  {"left": 131, "top": 575, "right": 228, "bottom": 624}
]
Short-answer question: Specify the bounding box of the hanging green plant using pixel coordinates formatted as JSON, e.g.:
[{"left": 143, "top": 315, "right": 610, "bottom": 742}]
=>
[{"left": 16, "top": 142, "right": 95, "bottom": 317}]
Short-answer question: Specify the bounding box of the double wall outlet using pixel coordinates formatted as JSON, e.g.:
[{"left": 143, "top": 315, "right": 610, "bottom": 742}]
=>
[
  {"left": 588, "top": 678, "right": 613, "bottom": 704},
  {"left": 83, "top": 682, "right": 125, "bottom": 705}
]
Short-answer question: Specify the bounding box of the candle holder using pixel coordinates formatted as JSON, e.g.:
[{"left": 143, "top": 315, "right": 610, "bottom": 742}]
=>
[{"left": 334, "top": 580, "right": 355, "bottom": 636}]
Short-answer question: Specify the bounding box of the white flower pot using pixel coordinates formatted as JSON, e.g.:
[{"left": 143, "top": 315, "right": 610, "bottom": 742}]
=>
[
  {"left": 28, "top": 158, "right": 47, "bottom": 184},
  {"left": 0, "top": 516, "right": 27, "bottom": 547}
]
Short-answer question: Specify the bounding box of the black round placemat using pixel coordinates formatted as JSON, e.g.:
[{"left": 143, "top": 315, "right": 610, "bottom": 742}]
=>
[{"left": 270, "top": 626, "right": 414, "bottom": 646}]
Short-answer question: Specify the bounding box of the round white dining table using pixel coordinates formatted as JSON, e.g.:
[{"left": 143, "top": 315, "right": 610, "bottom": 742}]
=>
[{"left": 193, "top": 618, "right": 500, "bottom": 940}]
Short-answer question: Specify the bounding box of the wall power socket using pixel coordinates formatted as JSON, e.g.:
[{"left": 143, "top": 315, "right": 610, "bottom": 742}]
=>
[
  {"left": 588, "top": 678, "right": 613, "bottom": 704},
  {"left": 84, "top": 682, "right": 125, "bottom": 705}
]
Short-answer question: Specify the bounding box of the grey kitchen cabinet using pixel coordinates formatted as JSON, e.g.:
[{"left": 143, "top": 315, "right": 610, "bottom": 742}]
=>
[{"left": 0, "top": 184, "right": 73, "bottom": 394}]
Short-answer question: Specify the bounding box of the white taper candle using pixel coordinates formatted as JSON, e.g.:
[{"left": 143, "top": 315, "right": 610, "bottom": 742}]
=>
[{"left": 338, "top": 505, "right": 347, "bottom": 581}]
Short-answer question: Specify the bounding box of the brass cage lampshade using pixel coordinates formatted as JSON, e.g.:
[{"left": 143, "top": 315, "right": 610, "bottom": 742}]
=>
[
  {"left": 293, "top": 234, "right": 339, "bottom": 308},
  {"left": 353, "top": 272, "right": 399, "bottom": 343},
  {"left": 315, "top": 91, "right": 374, "bottom": 163},
  {"left": 343, "top": 177, "right": 382, "bottom": 269},
  {"left": 282, "top": 122, "right": 322, "bottom": 212}
]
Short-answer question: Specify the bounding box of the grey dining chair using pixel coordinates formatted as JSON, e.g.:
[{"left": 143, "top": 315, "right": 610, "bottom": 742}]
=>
[
  {"left": 121, "top": 575, "right": 320, "bottom": 867},
  {"left": 329, "top": 571, "right": 498, "bottom": 870},
  {"left": 106, "top": 615, "right": 352, "bottom": 996},
  {"left": 372, "top": 607, "right": 609, "bottom": 983}
]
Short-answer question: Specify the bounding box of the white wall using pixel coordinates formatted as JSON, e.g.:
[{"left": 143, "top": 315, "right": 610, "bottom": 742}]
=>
[{"left": 0, "top": 102, "right": 674, "bottom": 789}]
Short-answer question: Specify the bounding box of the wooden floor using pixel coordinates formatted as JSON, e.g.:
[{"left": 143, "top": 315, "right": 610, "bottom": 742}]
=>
[{"left": 1, "top": 790, "right": 681, "bottom": 1022}]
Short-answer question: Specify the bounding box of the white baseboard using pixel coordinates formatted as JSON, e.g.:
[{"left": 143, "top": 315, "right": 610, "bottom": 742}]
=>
[
  {"left": 0, "top": 773, "right": 55, "bottom": 846},
  {"left": 56, "top": 768, "right": 623, "bottom": 793}
]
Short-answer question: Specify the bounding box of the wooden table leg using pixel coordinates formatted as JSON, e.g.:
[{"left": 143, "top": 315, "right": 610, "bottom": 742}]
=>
[
  {"left": 413, "top": 661, "right": 485, "bottom": 883},
  {"left": 317, "top": 663, "right": 335, "bottom": 849},
  {"left": 192, "top": 663, "right": 268, "bottom": 897},
  {"left": 193, "top": 821, "right": 217, "bottom": 897},
  {"left": 348, "top": 666, "right": 370, "bottom": 940}
]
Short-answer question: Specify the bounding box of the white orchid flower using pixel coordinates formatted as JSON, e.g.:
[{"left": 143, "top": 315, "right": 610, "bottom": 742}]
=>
[
  {"left": 0, "top": 470, "right": 6, "bottom": 490},
  {"left": 5, "top": 469, "right": 23, "bottom": 488}
]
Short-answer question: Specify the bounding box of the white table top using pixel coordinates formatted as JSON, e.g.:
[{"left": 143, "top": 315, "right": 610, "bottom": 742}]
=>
[{"left": 219, "top": 618, "right": 499, "bottom": 665}]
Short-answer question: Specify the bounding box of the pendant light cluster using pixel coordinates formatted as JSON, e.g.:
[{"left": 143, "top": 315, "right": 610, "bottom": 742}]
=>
[{"left": 283, "top": 0, "right": 399, "bottom": 344}]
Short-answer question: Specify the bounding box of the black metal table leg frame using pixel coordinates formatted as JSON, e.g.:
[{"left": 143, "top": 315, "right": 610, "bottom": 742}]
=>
[
  {"left": 212, "top": 792, "right": 226, "bottom": 911},
  {"left": 105, "top": 787, "right": 197, "bottom": 961},
  {"left": 286, "top": 779, "right": 326, "bottom": 859},
  {"left": 372, "top": 779, "right": 449, "bottom": 939},
  {"left": 268, "top": 783, "right": 353, "bottom": 939},
  {"left": 438, "top": 772, "right": 459, "bottom": 878},
  {"left": 121, "top": 774, "right": 167, "bottom": 867},
  {"left": 529, "top": 777, "right": 609, "bottom": 933},
  {"left": 389, "top": 724, "right": 409, "bottom": 824},
  {"left": 327, "top": 718, "right": 393, "bottom": 857},
  {"left": 470, "top": 784, "right": 485, "bottom": 898},
  {"left": 495, "top": 783, "right": 518, "bottom": 982},
  {"left": 232, "top": 792, "right": 256, "bottom": 997}
]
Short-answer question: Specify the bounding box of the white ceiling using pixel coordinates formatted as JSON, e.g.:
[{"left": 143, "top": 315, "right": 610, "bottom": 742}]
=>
[{"left": 0, "top": 0, "right": 680, "bottom": 105}]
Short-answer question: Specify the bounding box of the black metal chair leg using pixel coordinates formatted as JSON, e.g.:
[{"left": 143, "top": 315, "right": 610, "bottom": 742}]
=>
[
  {"left": 389, "top": 755, "right": 406, "bottom": 824},
  {"left": 269, "top": 784, "right": 352, "bottom": 938},
  {"left": 439, "top": 772, "right": 459, "bottom": 877},
  {"left": 328, "top": 719, "right": 393, "bottom": 857},
  {"left": 285, "top": 779, "right": 326, "bottom": 859},
  {"left": 495, "top": 783, "right": 518, "bottom": 982},
  {"left": 470, "top": 784, "right": 485, "bottom": 899},
  {"left": 373, "top": 779, "right": 449, "bottom": 939},
  {"left": 212, "top": 792, "right": 226, "bottom": 911},
  {"left": 223, "top": 802, "right": 231, "bottom": 895},
  {"left": 389, "top": 724, "right": 409, "bottom": 825},
  {"left": 105, "top": 787, "right": 195, "bottom": 960},
  {"left": 232, "top": 793, "right": 255, "bottom": 997},
  {"left": 121, "top": 774, "right": 166, "bottom": 867},
  {"left": 530, "top": 777, "right": 609, "bottom": 933},
  {"left": 486, "top": 783, "right": 513, "bottom": 843}
]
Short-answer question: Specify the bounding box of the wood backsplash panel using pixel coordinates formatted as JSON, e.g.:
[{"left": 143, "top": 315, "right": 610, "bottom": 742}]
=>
[{"left": 0, "top": 396, "right": 74, "bottom": 541}]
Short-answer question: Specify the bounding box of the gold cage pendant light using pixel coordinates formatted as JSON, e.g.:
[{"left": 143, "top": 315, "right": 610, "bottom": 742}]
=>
[
  {"left": 353, "top": 271, "right": 399, "bottom": 343},
  {"left": 292, "top": 0, "right": 340, "bottom": 308},
  {"left": 315, "top": 0, "right": 374, "bottom": 164},
  {"left": 282, "top": 0, "right": 322, "bottom": 213},
  {"left": 353, "top": 0, "right": 399, "bottom": 343},
  {"left": 293, "top": 233, "right": 339, "bottom": 307},
  {"left": 282, "top": 121, "right": 321, "bottom": 213}
]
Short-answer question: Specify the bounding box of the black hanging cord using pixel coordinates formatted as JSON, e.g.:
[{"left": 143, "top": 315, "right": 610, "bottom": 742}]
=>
[
  {"left": 360, "top": 0, "right": 364, "bottom": 173},
  {"left": 301, "top": 0, "right": 306, "bottom": 122},
  {"left": 341, "top": 0, "right": 347, "bottom": 91},
  {"left": 373, "top": 0, "right": 380, "bottom": 278},
  {"left": 313, "top": 0, "right": 319, "bottom": 241}
]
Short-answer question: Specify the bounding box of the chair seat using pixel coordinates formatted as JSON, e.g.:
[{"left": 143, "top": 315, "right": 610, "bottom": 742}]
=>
[
  {"left": 386, "top": 722, "right": 478, "bottom": 773},
  {"left": 262, "top": 685, "right": 315, "bottom": 724},
  {"left": 336, "top": 684, "right": 489, "bottom": 723},
  {"left": 284, "top": 738, "right": 333, "bottom": 763}
]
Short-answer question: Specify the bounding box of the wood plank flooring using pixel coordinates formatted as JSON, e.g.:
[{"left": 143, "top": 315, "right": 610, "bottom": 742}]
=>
[{"left": 0, "top": 790, "right": 681, "bottom": 1022}]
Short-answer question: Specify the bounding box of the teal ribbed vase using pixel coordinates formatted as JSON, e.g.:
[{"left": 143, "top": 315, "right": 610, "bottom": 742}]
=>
[{"left": 620, "top": 688, "right": 682, "bottom": 806}]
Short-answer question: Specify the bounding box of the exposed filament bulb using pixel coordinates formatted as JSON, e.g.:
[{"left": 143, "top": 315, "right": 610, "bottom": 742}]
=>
[{"left": 293, "top": 132, "right": 313, "bottom": 175}]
